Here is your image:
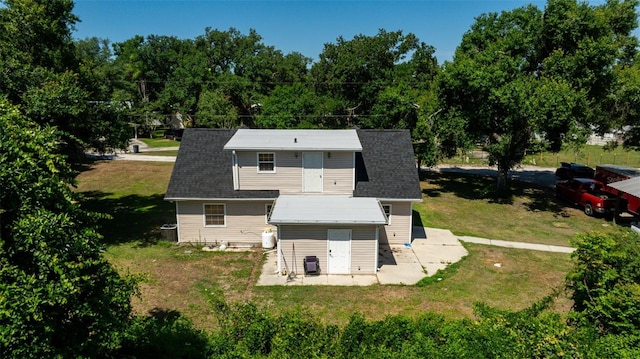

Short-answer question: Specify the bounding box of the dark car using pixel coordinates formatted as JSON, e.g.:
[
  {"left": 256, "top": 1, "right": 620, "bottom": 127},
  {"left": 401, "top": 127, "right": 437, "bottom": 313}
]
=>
[
  {"left": 555, "top": 162, "right": 594, "bottom": 180},
  {"left": 163, "top": 128, "right": 184, "bottom": 141}
]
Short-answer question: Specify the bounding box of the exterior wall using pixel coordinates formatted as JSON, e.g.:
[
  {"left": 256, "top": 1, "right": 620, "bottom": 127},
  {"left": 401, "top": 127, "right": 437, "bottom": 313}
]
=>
[
  {"left": 279, "top": 225, "right": 377, "bottom": 275},
  {"left": 176, "top": 200, "right": 275, "bottom": 245},
  {"left": 379, "top": 201, "right": 414, "bottom": 245},
  {"left": 236, "top": 150, "right": 354, "bottom": 194}
]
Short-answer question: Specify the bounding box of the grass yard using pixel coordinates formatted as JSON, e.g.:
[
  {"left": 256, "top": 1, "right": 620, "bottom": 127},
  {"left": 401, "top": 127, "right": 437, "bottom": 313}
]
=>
[
  {"left": 138, "top": 137, "right": 181, "bottom": 148},
  {"left": 445, "top": 144, "right": 640, "bottom": 168},
  {"left": 416, "top": 171, "right": 619, "bottom": 247},
  {"left": 75, "top": 161, "right": 588, "bottom": 331}
]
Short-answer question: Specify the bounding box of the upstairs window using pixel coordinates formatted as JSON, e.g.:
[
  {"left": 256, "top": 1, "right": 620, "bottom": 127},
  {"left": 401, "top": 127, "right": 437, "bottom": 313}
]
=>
[
  {"left": 257, "top": 152, "right": 275, "bottom": 173},
  {"left": 204, "top": 204, "right": 226, "bottom": 226}
]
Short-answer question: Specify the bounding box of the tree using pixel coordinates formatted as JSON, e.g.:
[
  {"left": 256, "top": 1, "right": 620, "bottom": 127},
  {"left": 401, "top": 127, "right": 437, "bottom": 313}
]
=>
[
  {"left": 566, "top": 229, "right": 640, "bottom": 335},
  {"left": 0, "top": 0, "right": 131, "bottom": 160},
  {"left": 310, "top": 29, "right": 436, "bottom": 129},
  {"left": 0, "top": 100, "right": 137, "bottom": 357},
  {"left": 439, "top": 0, "right": 639, "bottom": 191}
]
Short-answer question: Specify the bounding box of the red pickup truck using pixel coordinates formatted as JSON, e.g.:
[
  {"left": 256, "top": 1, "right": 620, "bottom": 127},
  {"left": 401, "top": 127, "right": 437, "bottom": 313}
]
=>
[{"left": 555, "top": 178, "right": 619, "bottom": 216}]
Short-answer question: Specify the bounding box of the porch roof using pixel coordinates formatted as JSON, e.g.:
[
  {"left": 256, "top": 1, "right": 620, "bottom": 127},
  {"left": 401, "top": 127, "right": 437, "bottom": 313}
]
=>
[
  {"left": 223, "top": 129, "right": 362, "bottom": 151},
  {"left": 269, "top": 195, "right": 387, "bottom": 225}
]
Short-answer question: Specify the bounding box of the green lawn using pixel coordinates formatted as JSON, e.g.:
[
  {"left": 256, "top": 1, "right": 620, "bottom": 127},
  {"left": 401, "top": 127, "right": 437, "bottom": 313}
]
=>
[
  {"left": 138, "top": 137, "right": 181, "bottom": 148},
  {"left": 416, "top": 171, "right": 619, "bottom": 246},
  {"left": 75, "top": 160, "right": 588, "bottom": 330},
  {"left": 445, "top": 144, "right": 640, "bottom": 168}
]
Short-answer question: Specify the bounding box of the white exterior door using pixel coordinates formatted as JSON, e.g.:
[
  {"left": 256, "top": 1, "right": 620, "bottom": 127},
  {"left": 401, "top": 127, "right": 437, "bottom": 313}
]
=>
[
  {"left": 303, "top": 152, "right": 323, "bottom": 192},
  {"left": 327, "top": 229, "right": 351, "bottom": 274}
]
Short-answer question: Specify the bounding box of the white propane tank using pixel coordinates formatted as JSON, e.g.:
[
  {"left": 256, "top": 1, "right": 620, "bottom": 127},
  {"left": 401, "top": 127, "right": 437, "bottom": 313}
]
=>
[{"left": 261, "top": 227, "right": 275, "bottom": 249}]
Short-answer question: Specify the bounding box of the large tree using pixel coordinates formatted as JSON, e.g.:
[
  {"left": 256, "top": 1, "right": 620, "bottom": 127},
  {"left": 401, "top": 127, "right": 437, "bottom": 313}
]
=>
[
  {"left": 0, "top": 0, "right": 130, "bottom": 160},
  {"left": 0, "top": 100, "right": 137, "bottom": 358},
  {"left": 439, "top": 0, "right": 638, "bottom": 190}
]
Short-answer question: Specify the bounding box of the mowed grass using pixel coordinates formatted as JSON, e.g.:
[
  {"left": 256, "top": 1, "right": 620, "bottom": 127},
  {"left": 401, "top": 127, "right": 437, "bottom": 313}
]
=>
[
  {"left": 444, "top": 144, "right": 640, "bottom": 168},
  {"left": 75, "top": 161, "right": 579, "bottom": 330},
  {"left": 416, "top": 171, "right": 619, "bottom": 247},
  {"left": 138, "top": 137, "right": 181, "bottom": 148}
]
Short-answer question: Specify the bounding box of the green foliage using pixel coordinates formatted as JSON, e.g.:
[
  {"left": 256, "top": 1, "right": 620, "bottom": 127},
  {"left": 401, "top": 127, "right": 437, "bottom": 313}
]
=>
[
  {"left": 0, "top": 100, "right": 137, "bottom": 357},
  {"left": 567, "top": 229, "right": 640, "bottom": 335},
  {"left": 117, "top": 310, "right": 212, "bottom": 359},
  {"left": 439, "top": 0, "right": 639, "bottom": 190},
  {"left": 0, "top": 0, "right": 131, "bottom": 160}
]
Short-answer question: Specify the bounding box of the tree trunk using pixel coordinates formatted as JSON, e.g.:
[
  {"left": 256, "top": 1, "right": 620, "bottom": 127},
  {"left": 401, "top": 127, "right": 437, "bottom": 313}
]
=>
[{"left": 496, "top": 165, "right": 509, "bottom": 192}]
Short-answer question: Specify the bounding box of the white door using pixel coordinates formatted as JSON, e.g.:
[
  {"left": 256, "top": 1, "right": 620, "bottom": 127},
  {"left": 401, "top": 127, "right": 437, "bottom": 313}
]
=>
[
  {"left": 327, "top": 229, "right": 351, "bottom": 274},
  {"left": 303, "top": 152, "right": 323, "bottom": 192}
]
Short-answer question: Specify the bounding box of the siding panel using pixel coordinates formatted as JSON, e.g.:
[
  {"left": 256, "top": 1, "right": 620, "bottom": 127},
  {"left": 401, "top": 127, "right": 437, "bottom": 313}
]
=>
[
  {"left": 279, "top": 225, "right": 376, "bottom": 275},
  {"left": 323, "top": 151, "right": 354, "bottom": 194},
  {"left": 379, "top": 201, "right": 413, "bottom": 245},
  {"left": 176, "top": 200, "right": 276, "bottom": 244},
  {"left": 237, "top": 151, "right": 302, "bottom": 193},
  {"left": 237, "top": 150, "right": 354, "bottom": 194}
]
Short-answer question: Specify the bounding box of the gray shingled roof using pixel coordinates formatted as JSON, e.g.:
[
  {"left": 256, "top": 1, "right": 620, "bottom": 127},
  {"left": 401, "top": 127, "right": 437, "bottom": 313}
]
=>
[
  {"left": 354, "top": 129, "right": 422, "bottom": 200},
  {"left": 164, "top": 129, "right": 279, "bottom": 200},
  {"left": 165, "top": 128, "right": 422, "bottom": 201}
]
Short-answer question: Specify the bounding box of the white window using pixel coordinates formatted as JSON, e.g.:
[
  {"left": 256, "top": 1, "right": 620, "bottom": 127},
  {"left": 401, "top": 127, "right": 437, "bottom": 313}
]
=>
[
  {"left": 382, "top": 204, "right": 392, "bottom": 224},
  {"left": 204, "top": 204, "right": 226, "bottom": 226},
  {"left": 257, "top": 152, "right": 275, "bottom": 173},
  {"left": 265, "top": 203, "right": 273, "bottom": 224}
]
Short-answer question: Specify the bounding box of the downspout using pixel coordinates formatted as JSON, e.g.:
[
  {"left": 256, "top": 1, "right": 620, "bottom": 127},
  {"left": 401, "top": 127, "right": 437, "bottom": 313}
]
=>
[
  {"left": 276, "top": 225, "right": 282, "bottom": 274},
  {"left": 374, "top": 225, "right": 379, "bottom": 273},
  {"left": 232, "top": 150, "right": 239, "bottom": 190}
]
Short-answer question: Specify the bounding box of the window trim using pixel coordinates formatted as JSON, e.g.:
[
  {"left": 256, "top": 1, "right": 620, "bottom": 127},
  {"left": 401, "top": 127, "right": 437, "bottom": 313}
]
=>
[
  {"left": 265, "top": 203, "right": 273, "bottom": 224},
  {"left": 257, "top": 152, "right": 276, "bottom": 173},
  {"left": 382, "top": 204, "right": 392, "bottom": 225},
  {"left": 203, "top": 203, "right": 226, "bottom": 227}
]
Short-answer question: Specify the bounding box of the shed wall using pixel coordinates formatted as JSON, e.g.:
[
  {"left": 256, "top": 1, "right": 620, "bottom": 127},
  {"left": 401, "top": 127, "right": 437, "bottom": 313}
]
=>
[{"left": 279, "top": 225, "right": 377, "bottom": 275}]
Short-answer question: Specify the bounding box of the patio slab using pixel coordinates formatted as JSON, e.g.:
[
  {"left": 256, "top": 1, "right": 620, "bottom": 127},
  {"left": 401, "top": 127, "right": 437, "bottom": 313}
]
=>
[{"left": 255, "top": 227, "right": 468, "bottom": 286}]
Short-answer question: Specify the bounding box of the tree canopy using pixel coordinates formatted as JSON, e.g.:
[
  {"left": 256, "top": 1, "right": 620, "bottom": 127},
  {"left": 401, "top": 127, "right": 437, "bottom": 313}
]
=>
[
  {"left": 0, "top": 99, "right": 137, "bottom": 357},
  {"left": 439, "top": 0, "right": 639, "bottom": 190}
]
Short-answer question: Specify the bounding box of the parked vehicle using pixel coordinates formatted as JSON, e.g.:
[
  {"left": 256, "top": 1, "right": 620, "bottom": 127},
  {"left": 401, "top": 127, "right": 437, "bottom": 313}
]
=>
[
  {"left": 555, "top": 162, "right": 595, "bottom": 180},
  {"left": 555, "top": 178, "right": 619, "bottom": 216},
  {"left": 595, "top": 165, "right": 640, "bottom": 215}
]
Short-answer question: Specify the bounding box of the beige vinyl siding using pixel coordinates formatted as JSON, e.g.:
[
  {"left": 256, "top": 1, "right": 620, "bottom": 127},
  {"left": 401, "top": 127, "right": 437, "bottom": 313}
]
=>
[
  {"left": 236, "top": 150, "right": 354, "bottom": 194},
  {"left": 237, "top": 151, "right": 301, "bottom": 193},
  {"left": 279, "top": 225, "right": 376, "bottom": 275},
  {"left": 379, "top": 201, "right": 413, "bottom": 245},
  {"left": 323, "top": 151, "right": 354, "bottom": 194},
  {"left": 176, "top": 200, "right": 275, "bottom": 244}
]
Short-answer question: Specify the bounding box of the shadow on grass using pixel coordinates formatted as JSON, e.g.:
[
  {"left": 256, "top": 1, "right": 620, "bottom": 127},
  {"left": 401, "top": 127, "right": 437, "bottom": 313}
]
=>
[
  {"left": 80, "top": 190, "right": 175, "bottom": 246},
  {"left": 118, "top": 308, "right": 212, "bottom": 359},
  {"left": 421, "top": 170, "right": 565, "bottom": 214}
]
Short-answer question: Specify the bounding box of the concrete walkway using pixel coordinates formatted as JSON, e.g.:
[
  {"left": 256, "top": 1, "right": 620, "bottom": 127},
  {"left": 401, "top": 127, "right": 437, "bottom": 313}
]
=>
[
  {"left": 86, "top": 138, "right": 178, "bottom": 163},
  {"left": 255, "top": 226, "right": 574, "bottom": 286},
  {"left": 458, "top": 236, "right": 575, "bottom": 253}
]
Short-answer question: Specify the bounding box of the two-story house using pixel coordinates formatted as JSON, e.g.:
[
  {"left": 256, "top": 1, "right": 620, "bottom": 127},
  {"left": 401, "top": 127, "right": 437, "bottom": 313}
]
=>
[{"left": 164, "top": 128, "right": 422, "bottom": 275}]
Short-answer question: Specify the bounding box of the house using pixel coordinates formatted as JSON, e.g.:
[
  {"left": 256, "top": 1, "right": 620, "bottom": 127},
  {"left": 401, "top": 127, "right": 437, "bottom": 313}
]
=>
[{"left": 164, "top": 128, "right": 422, "bottom": 275}]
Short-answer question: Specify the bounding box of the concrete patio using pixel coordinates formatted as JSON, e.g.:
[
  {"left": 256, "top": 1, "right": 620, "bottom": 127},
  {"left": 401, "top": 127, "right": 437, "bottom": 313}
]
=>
[{"left": 255, "top": 226, "right": 469, "bottom": 286}]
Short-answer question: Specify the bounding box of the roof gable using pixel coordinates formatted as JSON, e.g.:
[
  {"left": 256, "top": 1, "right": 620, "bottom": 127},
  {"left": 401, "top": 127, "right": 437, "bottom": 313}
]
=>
[
  {"left": 165, "top": 129, "right": 279, "bottom": 200},
  {"left": 166, "top": 128, "right": 422, "bottom": 201},
  {"left": 354, "top": 129, "right": 422, "bottom": 200}
]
